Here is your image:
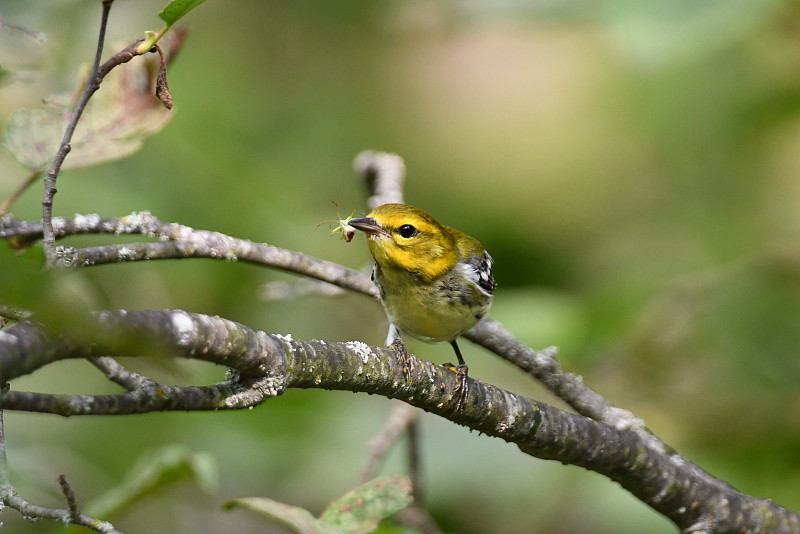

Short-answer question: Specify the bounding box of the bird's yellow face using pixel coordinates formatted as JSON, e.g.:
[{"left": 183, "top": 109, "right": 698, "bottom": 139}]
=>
[{"left": 349, "top": 204, "right": 458, "bottom": 282}]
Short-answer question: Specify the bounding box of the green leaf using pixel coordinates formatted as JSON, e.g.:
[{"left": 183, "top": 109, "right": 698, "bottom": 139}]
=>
[
  {"left": 159, "top": 0, "right": 208, "bottom": 26},
  {"left": 224, "top": 476, "right": 413, "bottom": 534},
  {"left": 319, "top": 475, "right": 412, "bottom": 534},
  {"left": 86, "top": 445, "right": 219, "bottom": 519},
  {"left": 224, "top": 498, "right": 343, "bottom": 534}
]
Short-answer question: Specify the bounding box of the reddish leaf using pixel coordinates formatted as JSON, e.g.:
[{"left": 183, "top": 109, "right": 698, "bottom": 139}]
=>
[{"left": 4, "top": 40, "right": 177, "bottom": 172}]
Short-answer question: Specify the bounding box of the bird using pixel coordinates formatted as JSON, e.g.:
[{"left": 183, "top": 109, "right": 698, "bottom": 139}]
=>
[{"left": 348, "top": 203, "right": 495, "bottom": 412}]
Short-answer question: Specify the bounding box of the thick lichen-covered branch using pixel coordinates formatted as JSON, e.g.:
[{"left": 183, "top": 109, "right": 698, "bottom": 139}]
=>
[{"left": 0, "top": 310, "right": 797, "bottom": 533}]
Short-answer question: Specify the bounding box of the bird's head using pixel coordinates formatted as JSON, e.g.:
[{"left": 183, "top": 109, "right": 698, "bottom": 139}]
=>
[{"left": 348, "top": 203, "right": 458, "bottom": 281}]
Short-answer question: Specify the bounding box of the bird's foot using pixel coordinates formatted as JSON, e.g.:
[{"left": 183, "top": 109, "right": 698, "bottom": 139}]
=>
[
  {"left": 390, "top": 337, "right": 414, "bottom": 380},
  {"left": 443, "top": 362, "right": 469, "bottom": 413}
]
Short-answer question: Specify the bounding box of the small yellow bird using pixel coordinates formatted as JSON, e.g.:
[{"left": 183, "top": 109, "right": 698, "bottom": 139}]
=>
[{"left": 349, "top": 203, "right": 495, "bottom": 411}]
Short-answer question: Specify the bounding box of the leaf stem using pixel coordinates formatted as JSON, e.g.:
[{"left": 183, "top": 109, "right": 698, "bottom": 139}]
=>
[{"left": 136, "top": 23, "right": 169, "bottom": 54}]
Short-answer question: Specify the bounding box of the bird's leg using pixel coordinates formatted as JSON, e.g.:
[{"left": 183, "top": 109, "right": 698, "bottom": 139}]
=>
[
  {"left": 387, "top": 324, "right": 413, "bottom": 380},
  {"left": 446, "top": 340, "right": 469, "bottom": 413},
  {"left": 390, "top": 337, "right": 414, "bottom": 380}
]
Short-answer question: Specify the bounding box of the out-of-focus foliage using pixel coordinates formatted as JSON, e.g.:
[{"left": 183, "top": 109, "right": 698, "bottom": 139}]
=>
[
  {"left": 4, "top": 51, "right": 173, "bottom": 172},
  {"left": 224, "top": 475, "right": 412, "bottom": 533},
  {"left": 1, "top": 0, "right": 800, "bottom": 533},
  {"left": 87, "top": 444, "right": 219, "bottom": 519}
]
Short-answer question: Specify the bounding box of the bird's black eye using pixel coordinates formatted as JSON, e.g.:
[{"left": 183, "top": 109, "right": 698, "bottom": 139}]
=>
[{"left": 398, "top": 224, "right": 418, "bottom": 238}]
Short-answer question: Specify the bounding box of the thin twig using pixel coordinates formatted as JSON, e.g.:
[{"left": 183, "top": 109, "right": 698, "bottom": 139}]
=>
[
  {"left": 0, "top": 380, "right": 282, "bottom": 417},
  {"left": 353, "top": 150, "right": 406, "bottom": 208},
  {"left": 41, "top": 0, "right": 114, "bottom": 265},
  {"left": 88, "top": 357, "right": 157, "bottom": 391},
  {"left": 0, "top": 213, "right": 378, "bottom": 298},
  {"left": 0, "top": 171, "right": 41, "bottom": 217},
  {"left": 258, "top": 279, "right": 345, "bottom": 302},
  {"left": 406, "top": 415, "right": 422, "bottom": 504},
  {"left": 360, "top": 403, "right": 418, "bottom": 484},
  {"left": 0, "top": 384, "right": 122, "bottom": 532},
  {"left": 3, "top": 491, "right": 123, "bottom": 533},
  {"left": 0, "top": 16, "right": 47, "bottom": 43},
  {"left": 396, "top": 412, "right": 446, "bottom": 534},
  {"left": 58, "top": 474, "right": 81, "bottom": 522}
]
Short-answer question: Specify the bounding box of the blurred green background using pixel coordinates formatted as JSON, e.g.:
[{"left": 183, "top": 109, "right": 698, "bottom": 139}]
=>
[{"left": 2, "top": 0, "right": 800, "bottom": 532}]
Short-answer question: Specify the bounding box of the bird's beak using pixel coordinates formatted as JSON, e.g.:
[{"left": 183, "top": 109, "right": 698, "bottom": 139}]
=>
[{"left": 348, "top": 217, "right": 391, "bottom": 238}]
